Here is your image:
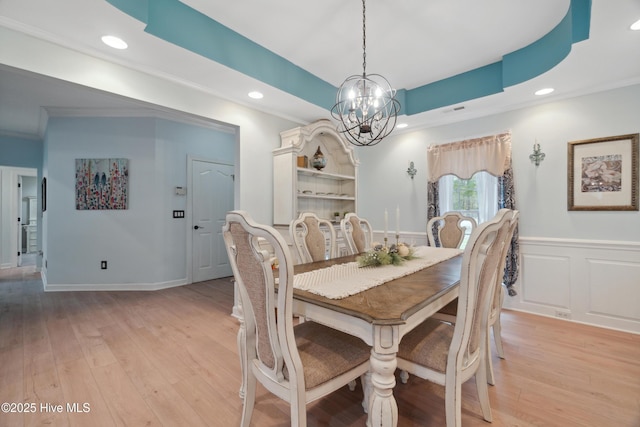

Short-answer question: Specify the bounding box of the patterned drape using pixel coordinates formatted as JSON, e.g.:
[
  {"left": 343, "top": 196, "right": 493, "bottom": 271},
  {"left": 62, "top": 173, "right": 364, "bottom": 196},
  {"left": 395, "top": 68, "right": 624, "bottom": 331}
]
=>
[
  {"left": 427, "top": 181, "right": 440, "bottom": 247},
  {"left": 426, "top": 132, "right": 519, "bottom": 296},
  {"left": 498, "top": 166, "right": 519, "bottom": 296}
]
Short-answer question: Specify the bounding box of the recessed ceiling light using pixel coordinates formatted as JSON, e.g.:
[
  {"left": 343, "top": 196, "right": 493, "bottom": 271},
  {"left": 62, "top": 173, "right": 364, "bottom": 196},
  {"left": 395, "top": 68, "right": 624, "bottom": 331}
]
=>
[
  {"left": 396, "top": 123, "right": 408, "bottom": 129},
  {"left": 248, "top": 91, "right": 264, "bottom": 99},
  {"left": 101, "top": 35, "right": 128, "bottom": 50},
  {"left": 631, "top": 19, "right": 640, "bottom": 31},
  {"left": 535, "top": 88, "right": 554, "bottom": 96}
]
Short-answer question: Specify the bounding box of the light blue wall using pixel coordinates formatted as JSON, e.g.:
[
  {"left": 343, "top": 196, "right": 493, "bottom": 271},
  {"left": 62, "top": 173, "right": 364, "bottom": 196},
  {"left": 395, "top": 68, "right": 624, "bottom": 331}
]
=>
[
  {"left": 357, "top": 83, "right": 640, "bottom": 243},
  {"left": 0, "top": 134, "right": 43, "bottom": 170},
  {"left": 155, "top": 118, "right": 236, "bottom": 282},
  {"left": 43, "top": 115, "right": 235, "bottom": 287}
]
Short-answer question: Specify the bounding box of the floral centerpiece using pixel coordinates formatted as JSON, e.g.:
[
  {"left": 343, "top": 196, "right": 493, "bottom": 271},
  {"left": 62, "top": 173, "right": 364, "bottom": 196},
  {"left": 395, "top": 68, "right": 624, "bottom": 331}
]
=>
[{"left": 357, "top": 242, "right": 416, "bottom": 267}]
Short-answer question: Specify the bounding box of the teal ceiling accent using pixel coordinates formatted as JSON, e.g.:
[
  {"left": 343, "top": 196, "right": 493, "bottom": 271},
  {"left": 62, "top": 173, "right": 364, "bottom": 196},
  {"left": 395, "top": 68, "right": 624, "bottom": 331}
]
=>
[
  {"left": 106, "top": 0, "right": 148, "bottom": 23},
  {"left": 502, "top": 0, "right": 591, "bottom": 88},
  {"left": 407, "top": 0, "right": 591, "bottom": 113},
  {"left": 406, "top": 62, "right": 504, "bottom": 113},
  {"left": 109, "top": 0, "right": 335, "bottom": 110},
  {"left": 106, "top": 0, "right": 591, "bottom": 117}
]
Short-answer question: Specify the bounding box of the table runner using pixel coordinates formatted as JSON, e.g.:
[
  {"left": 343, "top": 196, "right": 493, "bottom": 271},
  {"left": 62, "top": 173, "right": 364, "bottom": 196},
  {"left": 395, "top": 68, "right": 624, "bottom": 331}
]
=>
[{"left": 293, "top": 246, "right": 462, "bottom": 299}]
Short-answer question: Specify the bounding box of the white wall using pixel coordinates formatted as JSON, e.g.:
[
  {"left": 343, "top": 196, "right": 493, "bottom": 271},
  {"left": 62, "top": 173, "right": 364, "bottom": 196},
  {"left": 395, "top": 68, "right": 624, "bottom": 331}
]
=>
[{"left": 358, "top": 84, "right": 640, "bottom": 333}]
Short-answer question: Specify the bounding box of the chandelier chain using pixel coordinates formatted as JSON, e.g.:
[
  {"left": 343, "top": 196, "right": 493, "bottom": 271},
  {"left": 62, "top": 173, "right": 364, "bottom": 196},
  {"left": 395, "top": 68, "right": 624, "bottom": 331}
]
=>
[{"left": 361, "top": 0, "right": 366, "bottom": 76}]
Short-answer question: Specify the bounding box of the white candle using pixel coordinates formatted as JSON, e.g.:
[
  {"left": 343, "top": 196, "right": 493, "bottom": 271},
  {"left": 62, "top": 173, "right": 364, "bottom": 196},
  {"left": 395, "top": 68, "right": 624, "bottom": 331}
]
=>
[
  {"left": 384, "top": 209, "right": 388, "bottom": 240},
  {"left": 396, "top": 205, "right": 400, "bottom": 236}
]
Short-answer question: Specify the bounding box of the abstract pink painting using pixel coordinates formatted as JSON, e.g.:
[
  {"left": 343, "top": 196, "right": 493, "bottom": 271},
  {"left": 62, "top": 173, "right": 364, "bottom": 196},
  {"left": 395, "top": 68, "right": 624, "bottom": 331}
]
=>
[{"left": 76, "top": 158, "right": 129, "bottom": 210}]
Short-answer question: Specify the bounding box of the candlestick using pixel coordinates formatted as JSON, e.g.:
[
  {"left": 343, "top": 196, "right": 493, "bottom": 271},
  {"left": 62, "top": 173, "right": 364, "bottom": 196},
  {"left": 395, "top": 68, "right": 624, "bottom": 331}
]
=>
[
  {"left": 396, "top": 205, "right": 400, "bottom": 236},
  {"left": 384, "top": 209, "right": 388, "bottom": 241}
]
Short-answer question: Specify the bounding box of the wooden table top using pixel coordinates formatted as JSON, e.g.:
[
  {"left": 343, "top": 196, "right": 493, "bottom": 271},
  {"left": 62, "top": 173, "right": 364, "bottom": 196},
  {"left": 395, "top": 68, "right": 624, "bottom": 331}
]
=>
[{"left": 291, "top": 253, "right": 463, "bottom": 325}]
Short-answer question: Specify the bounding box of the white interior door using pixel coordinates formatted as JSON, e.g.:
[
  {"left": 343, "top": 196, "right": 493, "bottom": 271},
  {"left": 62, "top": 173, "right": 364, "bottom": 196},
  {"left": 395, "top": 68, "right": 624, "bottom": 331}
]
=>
[
  {"left": 192, "top": 159, "right": 234, "bottom": 282},
  {"left": 17, "top": 175, "right": 23, "bottom": 267}
]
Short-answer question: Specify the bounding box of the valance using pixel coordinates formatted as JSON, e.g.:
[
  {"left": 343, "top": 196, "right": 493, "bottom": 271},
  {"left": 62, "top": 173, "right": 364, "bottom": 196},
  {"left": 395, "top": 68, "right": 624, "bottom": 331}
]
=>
[{"left": 427, "top": 132, "right": 511, "bottom": 181}]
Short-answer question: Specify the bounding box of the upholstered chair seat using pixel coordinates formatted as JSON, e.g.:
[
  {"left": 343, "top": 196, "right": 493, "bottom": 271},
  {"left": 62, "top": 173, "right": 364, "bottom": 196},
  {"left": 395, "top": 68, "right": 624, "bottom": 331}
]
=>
[{"left": 290, "top": 321, "right": 370, "bottom": 389}]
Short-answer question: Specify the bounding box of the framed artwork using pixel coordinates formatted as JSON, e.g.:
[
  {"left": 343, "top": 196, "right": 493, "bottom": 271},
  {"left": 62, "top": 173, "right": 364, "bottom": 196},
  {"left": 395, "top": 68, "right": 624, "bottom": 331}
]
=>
[
  {"left": 567, "top": 133, "right": 639, "bottom": 211},
  {"left": 75, "top": 158, "right": 129, "bottom": 210},
  {"left": 42, "top": 177, "right": 47, "bottom": 212}
]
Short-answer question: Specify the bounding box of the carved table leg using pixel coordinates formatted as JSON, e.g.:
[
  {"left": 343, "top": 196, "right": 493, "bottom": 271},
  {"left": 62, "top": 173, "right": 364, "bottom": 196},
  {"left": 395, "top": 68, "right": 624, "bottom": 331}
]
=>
[
  {"left": 362, "top": 372, "right": 372, "bottom": 413},
  {"left": 367, "top": 325, "right": 399, "bottom": 427}
]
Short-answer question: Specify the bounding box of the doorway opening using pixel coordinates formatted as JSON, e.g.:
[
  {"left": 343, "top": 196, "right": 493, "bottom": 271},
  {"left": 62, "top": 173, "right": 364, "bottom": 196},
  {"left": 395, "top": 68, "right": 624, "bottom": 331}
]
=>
[{"left": 19, "top": 175, "right": 39, "bottom": 266}]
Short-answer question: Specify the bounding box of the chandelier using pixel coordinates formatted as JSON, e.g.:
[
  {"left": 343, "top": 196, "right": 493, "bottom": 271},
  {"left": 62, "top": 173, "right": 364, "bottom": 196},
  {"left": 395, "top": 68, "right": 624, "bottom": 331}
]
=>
[{"left": 331, "top": 0, "right": 400, "bottom": 147}]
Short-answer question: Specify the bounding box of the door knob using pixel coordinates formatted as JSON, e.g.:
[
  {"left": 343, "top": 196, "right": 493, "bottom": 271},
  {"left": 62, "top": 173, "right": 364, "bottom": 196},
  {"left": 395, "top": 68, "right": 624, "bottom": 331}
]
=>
[{"left": 194, "top": 225, "right": 202, "bottom": 230}]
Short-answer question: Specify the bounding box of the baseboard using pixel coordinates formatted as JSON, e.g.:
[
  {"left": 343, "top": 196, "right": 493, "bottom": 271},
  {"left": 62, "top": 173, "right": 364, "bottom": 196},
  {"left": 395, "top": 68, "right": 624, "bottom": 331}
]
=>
[{"left": 44, "top": 278, "right": 188, "bottom": 292}]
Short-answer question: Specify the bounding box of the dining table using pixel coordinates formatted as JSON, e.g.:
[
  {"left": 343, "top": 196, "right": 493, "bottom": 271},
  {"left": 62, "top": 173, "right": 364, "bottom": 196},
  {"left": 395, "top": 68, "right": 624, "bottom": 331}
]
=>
[{"left": 290, "top": 248, "right": 463, "bottom": 427}]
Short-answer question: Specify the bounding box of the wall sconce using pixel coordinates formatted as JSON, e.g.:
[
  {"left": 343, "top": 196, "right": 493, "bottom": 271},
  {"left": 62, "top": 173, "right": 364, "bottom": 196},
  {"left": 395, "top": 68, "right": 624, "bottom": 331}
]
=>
[
  {"left": 407, "top": 161, "right": 417, "bottom": 179},
  {"left": 529, "top": 142, "right": 546, "bottom": 166}
]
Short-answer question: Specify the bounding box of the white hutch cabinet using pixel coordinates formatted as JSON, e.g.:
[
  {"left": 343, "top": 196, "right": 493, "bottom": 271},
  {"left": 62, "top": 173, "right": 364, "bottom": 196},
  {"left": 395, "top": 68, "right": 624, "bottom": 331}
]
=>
[{"left": 273, "top": 119, "right": 358, "bottom": 228}]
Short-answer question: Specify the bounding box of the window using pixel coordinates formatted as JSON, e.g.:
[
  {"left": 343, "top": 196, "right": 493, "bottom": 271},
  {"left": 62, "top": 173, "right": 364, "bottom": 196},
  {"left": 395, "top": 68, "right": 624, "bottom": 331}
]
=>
[{"left": 438, "top": 172, "right": 498, "bottom": 247}]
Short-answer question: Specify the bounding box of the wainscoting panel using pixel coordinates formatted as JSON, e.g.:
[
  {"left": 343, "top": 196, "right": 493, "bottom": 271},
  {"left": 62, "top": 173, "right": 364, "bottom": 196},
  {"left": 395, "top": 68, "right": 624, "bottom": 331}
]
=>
[
  {"left": 586, "top": 259, "right": 640, "bottom": 321},
  {"left": 521, "top": 253, "right": 571, "bottom": 309},
  {"left": 504, "top": 237, "right": 640, "bottom": 334}
]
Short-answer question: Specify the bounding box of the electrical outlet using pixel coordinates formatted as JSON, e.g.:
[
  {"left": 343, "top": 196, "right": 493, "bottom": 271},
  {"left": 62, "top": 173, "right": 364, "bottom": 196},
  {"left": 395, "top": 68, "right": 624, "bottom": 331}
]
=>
[
  {"left": 101, "top": 260, "right": 107, "bottom": 270},
  {"left": 555, "top": 310, "right": 571, "bottom": 319}
]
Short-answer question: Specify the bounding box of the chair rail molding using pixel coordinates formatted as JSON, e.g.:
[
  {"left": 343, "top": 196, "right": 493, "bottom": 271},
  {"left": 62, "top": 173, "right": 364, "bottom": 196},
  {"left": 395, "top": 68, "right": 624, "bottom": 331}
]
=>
[{"left": 518, "top": 236, "right": 640, "bottom": 251}]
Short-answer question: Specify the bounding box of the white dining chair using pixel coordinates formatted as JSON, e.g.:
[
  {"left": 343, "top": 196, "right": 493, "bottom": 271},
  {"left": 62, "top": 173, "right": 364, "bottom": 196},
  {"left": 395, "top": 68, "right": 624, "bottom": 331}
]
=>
[
  {"left": 396, "top": 209, "right": 514, "bottom": 427},
  {"left": 432, "top": 209, "right": 519, "bottom": 385},
  {"left": 289, "top": 212, "right": 337, "bottom": 263},
  {"left": 340, "top": 212, "right": 373, "bottom": 255},
  {"left": 427, "top": 211, "right": 477, "bottom": 249},
  {"left": 223, "top": 210, "right": 370, "bottom": 427}
]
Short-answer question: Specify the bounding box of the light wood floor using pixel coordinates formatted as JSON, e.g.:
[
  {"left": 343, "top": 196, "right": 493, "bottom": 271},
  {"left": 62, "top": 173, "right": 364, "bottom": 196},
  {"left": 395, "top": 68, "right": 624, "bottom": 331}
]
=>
[{"left": 1, "top": 266, "right": 639, "bottom": 427}]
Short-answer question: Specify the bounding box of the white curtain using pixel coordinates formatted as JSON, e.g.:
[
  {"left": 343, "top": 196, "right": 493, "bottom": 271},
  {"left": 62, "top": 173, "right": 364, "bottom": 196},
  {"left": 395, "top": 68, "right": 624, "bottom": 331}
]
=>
[
  {"left": 476, "top": 172, "right": 498, "bottom": 224},
  {"left": 438, "top": 174, "right": 454, "bottom": 213},
  {"left": 438, "top": 172, "right": 497, "bottom": 224}
]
